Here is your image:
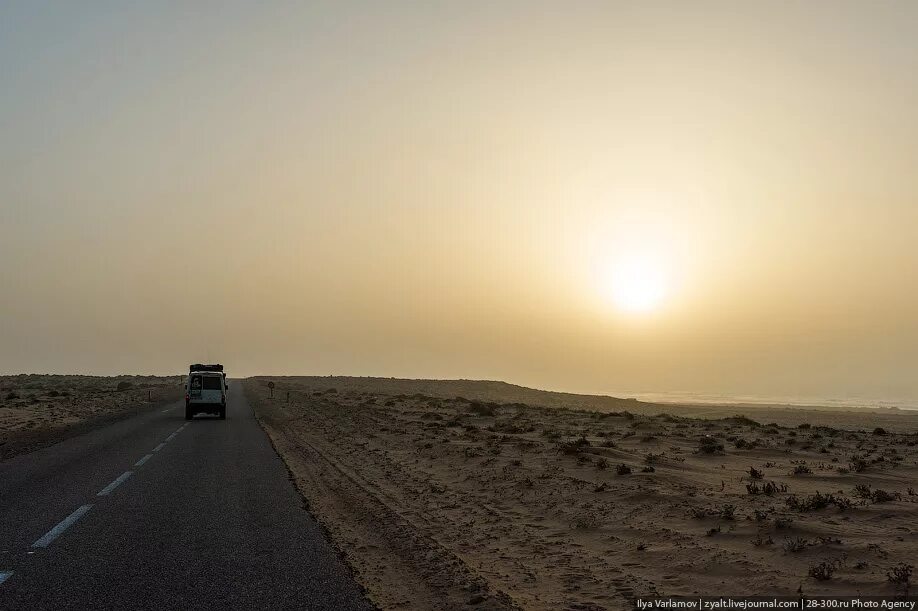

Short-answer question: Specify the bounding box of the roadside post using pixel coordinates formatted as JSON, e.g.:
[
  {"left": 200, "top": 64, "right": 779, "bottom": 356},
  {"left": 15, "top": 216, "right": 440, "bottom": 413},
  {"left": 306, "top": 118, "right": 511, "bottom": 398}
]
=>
[{"left": 268, "top": 381, "right": 275, "bottom": 399}]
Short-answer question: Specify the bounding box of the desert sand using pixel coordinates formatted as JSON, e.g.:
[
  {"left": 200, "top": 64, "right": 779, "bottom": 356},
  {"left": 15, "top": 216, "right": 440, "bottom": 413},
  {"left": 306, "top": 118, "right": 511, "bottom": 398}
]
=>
[
  {"left": 245, "top": 376, "right": 918, "bottom": 610},
  {"left": 0, "top": 374, "right": 183, "bottom": 459}
]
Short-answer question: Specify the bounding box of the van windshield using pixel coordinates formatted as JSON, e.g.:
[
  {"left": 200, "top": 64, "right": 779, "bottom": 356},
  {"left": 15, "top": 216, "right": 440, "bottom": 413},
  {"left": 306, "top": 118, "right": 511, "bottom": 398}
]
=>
[{"left": 202, "top": 376, "right": 223, "bottom": 390}]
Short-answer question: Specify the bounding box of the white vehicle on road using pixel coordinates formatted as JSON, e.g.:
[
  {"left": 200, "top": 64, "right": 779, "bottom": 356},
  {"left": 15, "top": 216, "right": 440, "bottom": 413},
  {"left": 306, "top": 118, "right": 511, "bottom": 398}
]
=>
[{"left": 185, "top": 364, "right": 227, "bottom": 420}]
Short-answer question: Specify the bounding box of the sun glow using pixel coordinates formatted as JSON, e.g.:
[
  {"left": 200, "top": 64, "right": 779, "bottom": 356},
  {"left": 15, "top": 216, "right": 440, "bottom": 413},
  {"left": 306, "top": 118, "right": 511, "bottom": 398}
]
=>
[{"left": 601, "top": 255, "right": 669, "bottom": 314}]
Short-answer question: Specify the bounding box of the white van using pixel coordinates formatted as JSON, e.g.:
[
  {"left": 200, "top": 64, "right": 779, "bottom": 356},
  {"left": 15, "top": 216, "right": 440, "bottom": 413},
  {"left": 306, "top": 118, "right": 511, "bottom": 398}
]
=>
[{"left": 185, "top": 364, "right": 227, "bottom": 420}]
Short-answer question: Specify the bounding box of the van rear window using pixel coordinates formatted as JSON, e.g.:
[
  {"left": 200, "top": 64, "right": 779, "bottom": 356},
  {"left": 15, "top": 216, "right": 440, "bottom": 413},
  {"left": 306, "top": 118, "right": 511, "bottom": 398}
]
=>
[{"left": 202, "top": 376, "right": 223, "bottom": 390}]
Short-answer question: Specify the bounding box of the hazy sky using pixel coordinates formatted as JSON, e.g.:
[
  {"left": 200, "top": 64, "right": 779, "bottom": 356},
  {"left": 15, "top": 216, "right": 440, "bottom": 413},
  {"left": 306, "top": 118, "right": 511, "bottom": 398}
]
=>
[{"left": 3, "top": 1, "right": 918, "bottom": 402}]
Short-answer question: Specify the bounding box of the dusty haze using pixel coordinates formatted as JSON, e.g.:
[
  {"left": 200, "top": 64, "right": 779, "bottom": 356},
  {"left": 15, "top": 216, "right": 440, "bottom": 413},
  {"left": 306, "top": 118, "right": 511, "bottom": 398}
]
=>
[{"left": 2, "top": 2, "right": 917, "bottom": 403}]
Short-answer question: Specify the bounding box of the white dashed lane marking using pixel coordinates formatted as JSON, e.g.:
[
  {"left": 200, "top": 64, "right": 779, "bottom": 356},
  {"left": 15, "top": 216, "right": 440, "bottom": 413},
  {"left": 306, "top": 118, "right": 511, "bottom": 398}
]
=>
[
  {"left": 31, "top": 504, "right": 93, "bottom": 548},
  {"left": 97, "top": 471, "right": 133, "bottom": 497},
  {"left": 20, "top": 412, "right": 189, "bottom": 562}
]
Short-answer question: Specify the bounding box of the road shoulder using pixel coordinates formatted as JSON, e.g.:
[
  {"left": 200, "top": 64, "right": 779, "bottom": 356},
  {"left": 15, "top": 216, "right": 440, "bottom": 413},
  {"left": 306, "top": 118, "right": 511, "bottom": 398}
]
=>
[{"left": 244, "top": 379, "right": 516, "bottom": 611}]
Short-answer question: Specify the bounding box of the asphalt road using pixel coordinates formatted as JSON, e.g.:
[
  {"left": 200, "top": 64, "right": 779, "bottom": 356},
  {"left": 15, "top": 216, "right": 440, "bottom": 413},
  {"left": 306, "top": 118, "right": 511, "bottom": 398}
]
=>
[{"left": 0, "top": 382, "right": 373, "bottom": 610}]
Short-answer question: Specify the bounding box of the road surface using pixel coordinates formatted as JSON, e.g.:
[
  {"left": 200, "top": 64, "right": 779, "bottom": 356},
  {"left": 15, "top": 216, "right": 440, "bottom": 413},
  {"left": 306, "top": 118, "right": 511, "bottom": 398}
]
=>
[{"left": 0, "top": 382, "right": 373, "bottom": 610}]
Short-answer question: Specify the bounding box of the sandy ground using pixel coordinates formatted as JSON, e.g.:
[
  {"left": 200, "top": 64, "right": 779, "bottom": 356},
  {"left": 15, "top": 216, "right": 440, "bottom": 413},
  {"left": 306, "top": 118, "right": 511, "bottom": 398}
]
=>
[
  {"left": 0, "top": 374, "right": 183, "bottom": 459},
  {"left": 246, "top": 376, "right": 918, "bottom": 610}
]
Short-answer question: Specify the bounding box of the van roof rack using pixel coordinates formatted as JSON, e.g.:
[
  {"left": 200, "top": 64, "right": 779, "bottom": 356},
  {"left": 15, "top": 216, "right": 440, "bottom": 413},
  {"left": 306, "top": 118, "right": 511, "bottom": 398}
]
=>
[{"left": 190, "top": 364, "right": 224, "bottom": 373}]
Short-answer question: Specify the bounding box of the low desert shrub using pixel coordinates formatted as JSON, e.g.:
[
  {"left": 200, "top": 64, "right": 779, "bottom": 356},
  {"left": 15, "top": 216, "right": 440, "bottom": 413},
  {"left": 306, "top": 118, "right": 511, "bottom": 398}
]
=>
[
  {"left": 697, "top": 436, "right": 725, "bottom": 455},
  {"left": 783, "top": 537, "right": 808, "bottom": 553},
  {"left": 853, "top": 484, "right": 899, "bottom": 503},
  {"left": 809, "top": 560, "right": 841, "bottom": 581},
  {"left": 786, "top": 492, "right": 849, "bottom": 512},
  {"left": 463, "top": 446, "right": 483, "bottom": 458},
  {"left": 749, "top": 480, "right": 784, "bottom": 495},
  {"left": 871, "top": 488, "right": 899, "bottom": 503},
  {"left": 557, "top": 437, "right": 591, "bottom": 455},
  {"left": 752, "top": 534, "right": 774, "bottom": 546},
  {"left": 468, "top": 402, "right": 496, "bottom": 417},
  {"left": 763, "top": 481, "right": 784, "bottom": 495},
  {"left": 887, "top": 563, "right": 913, "bottom": 589},
  {"left": 833, "top": 495, "right": 854, "bottom": 510}
]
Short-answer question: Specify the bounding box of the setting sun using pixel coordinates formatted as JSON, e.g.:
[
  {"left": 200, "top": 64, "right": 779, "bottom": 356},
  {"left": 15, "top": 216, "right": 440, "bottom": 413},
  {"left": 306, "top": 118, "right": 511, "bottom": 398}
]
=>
[{"left": 602, "top": 255, "right": 669, "bottom": 314}]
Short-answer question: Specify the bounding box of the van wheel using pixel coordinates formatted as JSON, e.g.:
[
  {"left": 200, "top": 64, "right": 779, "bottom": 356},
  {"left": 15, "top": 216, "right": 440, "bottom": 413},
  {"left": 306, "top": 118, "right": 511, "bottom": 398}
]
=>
[
  {"left": 219, "top": 407, "right": 226, "bottom": 420},
  {"left": 185, "top": 406, "right": 194, "bottom": 420}
]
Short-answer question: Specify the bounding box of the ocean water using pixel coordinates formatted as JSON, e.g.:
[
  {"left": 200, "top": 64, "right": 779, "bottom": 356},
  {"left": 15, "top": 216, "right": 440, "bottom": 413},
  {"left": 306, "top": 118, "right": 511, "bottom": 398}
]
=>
[{"left": 602, "top": 391, "right": 918, "bottom": 411}]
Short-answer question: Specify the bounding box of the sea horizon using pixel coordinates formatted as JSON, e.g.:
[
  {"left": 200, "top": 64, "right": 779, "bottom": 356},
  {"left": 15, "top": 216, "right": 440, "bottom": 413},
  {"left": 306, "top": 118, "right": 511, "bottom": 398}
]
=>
[{"left": 602, "top": 390, "right": 918, "bottom": 412}]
